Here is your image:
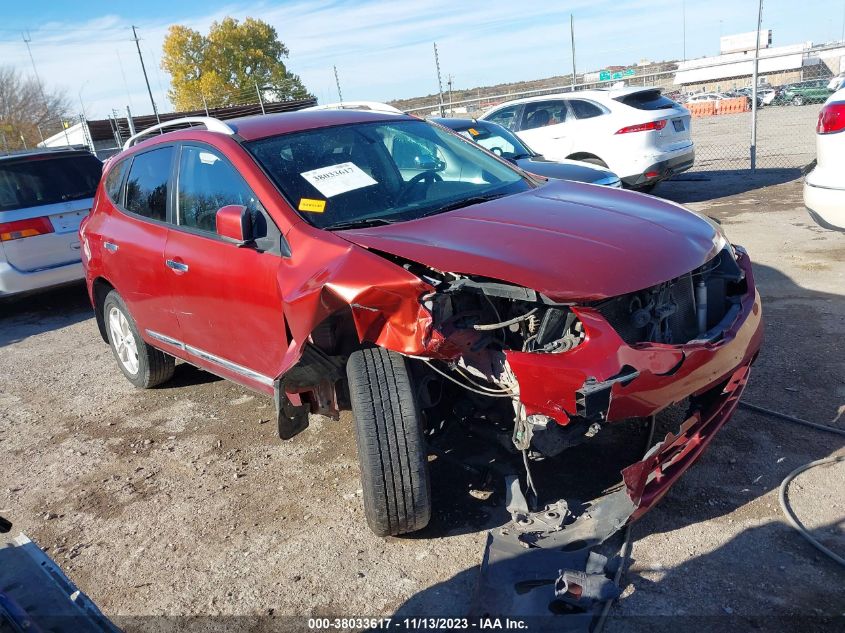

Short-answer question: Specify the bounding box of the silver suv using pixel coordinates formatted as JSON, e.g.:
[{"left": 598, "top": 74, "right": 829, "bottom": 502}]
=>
[{"left": 0, "top": 148, "right": 101, "bottom": 296}]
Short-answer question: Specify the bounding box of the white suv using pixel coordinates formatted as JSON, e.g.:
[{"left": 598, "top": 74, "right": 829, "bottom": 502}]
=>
[
  {"left": 480, "top": 88, "right": 694, "bottom": 191},
  {"left": 804, "top": 88, "right": 845, "bottom": 231}
]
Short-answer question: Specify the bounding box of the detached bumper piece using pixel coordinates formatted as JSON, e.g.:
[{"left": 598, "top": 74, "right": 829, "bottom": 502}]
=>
[
  {"left": 472, "top": 361, "right": 754, "bottom": 628},
  {"left": 0, "top": 533, "right": 120, "bottom": 633}
]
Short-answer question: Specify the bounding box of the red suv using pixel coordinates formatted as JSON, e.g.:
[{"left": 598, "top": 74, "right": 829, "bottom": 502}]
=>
[{"left": 81, "top": 112, "right": 763, "bottom": 537}]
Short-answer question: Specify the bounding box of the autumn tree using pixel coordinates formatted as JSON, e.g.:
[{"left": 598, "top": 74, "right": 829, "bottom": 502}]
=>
[
  {"left": 161, "top": 17, "right": 312, "bottom": 111},
  {"left": 0, "top": 66, "right": 71, "bottom": 151}
]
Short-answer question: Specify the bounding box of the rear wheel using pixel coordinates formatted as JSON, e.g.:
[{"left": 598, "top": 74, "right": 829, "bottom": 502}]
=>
[
  {"left": 104, "top": 290, "right": 175, "bottom": 389},
  {"left": 792, "top": 95, "right": 804, "bottom": 106},
  {"left": 346, "top": 347, "right": 431, "bottom": 536}
]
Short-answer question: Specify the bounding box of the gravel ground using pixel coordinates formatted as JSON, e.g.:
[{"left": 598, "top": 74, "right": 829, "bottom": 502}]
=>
[{"left": 0, "top": 173, "right": 843, "bottom": 632}]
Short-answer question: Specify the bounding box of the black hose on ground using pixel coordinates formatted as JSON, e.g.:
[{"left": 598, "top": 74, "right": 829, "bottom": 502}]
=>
[{"left": 593, "top": 401, "right": 845, "bottom": 631}]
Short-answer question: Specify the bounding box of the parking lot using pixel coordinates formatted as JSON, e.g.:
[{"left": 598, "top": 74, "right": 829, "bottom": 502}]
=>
[
  {"left": 0, "top": 173, "right": 843, "bottom": 630},
  {"left": 691, "top": 103, "right": 823, "bottom": 171}
]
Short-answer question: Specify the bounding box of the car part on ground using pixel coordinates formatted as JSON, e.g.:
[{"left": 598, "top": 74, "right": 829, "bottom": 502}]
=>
[
  {"left": 82, "top": 112, "right": 762, "bottom": 538},
  {"left": 804, "top": 89, "right": 845, "bottom": 231},
  {"left": 429, "top": 117, "right": 621, "bottom": 187},
  {"left": 0, "top": 528, "right": 121, "bottom": 633},
  {"left": 478, "top": 87, "right": 694, "bottom": 190},
  {"left": 0, "top": 148, "right": 101, "bottom": 296}
]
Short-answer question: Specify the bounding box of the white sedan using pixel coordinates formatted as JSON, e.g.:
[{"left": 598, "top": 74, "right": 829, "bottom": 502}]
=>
[
  {"left": 480, "top": 87, "right": 694, "bottom": 191},
  {"left": 804, "top": 88, "right": 845, "bottom": 231}
]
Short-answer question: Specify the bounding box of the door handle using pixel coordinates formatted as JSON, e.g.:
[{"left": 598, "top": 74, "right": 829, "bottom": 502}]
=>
[
  {"left": 165, "top": 259, "right": 189, "bottom": 273},
  {"left": 103, "top": 241, "right": 119, "bottom": 252}
]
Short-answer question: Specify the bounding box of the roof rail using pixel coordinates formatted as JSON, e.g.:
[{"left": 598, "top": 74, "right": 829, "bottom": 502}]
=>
[{"left": 122, "top": 116, "right": 236, "bottom": 150}]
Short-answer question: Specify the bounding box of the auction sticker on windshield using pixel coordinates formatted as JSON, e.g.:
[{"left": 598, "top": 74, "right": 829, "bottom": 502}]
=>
[{"left": 300, "top": 162, "right": 378, "bottom": 198}]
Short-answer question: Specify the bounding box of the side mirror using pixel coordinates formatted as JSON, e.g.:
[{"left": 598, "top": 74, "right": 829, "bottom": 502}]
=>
[{"left": 216, "top": 205, "right": 252, "bottom": 245}]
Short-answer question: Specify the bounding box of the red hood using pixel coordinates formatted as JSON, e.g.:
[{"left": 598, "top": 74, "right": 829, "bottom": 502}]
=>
[{"left": 337, "top": 181, "right": 724, "bottom": 301}]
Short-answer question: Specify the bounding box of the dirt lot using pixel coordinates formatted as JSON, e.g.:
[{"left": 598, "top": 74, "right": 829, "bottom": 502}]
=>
[{"left": 1, "top": 173, "right": 843, "bottom": 631}]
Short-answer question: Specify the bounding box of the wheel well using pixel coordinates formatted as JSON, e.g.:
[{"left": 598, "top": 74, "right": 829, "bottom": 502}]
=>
[
  {"left": 566, "top": 152, "right": 607, "bottom": 167},
  {"left": 92, "top": 277, "right": 115, "bottom": 343}
]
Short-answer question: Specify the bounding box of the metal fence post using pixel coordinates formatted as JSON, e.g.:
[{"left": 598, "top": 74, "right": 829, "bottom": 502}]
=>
[
  {"left": 750, "top": 0, "right": 763, "bottom": 171},
  {"left": 255, "top": 81, "right": 266, "bottom": 115}
]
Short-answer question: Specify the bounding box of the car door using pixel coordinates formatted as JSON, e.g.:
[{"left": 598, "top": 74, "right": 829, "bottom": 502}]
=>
[
  {"left": 514, "top": 100, "right": 573, "bottom": 161},
  {"left": 98, "top": 146, "right": 179, "bottom": 339},
  {"left": 162, "top": 142, "right": 289, "bottom": 394}
]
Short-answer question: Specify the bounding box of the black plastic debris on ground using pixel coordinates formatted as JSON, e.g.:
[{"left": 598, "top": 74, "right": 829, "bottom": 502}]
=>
[{"left": 470, "top": 480, "right": 638, "bottom": 631}]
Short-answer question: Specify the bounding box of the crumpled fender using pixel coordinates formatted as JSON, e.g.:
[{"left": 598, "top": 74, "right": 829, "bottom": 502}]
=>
[{"left": 273, "top": 222, "right": 453, "bottom": 380}]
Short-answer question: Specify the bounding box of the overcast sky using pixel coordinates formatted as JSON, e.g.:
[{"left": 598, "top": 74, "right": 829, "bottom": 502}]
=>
[{"left": 1, "top": 0, "right": 842, "bottom": 119}]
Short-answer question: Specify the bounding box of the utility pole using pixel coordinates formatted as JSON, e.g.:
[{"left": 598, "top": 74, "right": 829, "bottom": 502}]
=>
[
  {"left": 447, "top": 74, "right": 453, "bottom": 115},
  {"left": 333, "top": 65, "right": 343, "bottom": 104},
  {"left": 433, "top": 43, "right": 445, "bottom": 117},
  {"left": 750, "top": 0, "right": 763, "bottom": 171},
  {"left": 132, "top": 26, "right": 160, "bottom": 123},
  {"left": 570, "top": 15, "right": 577, "bottom": 90},
  {"left": 22, "top": 32, "right": 48, "bottom": 101},
  {"left": 682, "top": 0, "right": 687, "bottom": 61}
]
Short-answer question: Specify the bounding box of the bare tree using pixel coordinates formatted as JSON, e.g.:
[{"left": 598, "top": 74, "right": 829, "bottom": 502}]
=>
[{"left": 0, "top": 66, "right": 71, "bottom": 151}]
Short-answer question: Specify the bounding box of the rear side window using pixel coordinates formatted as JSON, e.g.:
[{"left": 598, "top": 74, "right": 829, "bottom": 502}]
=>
[
  {"left": 520, "top": 100, "right": 568, "bottom": 131},
  {"left": 125, "top": 147, "right": 173, "bottom": 221},
  {"left": 0, "top": 153, "right": 102, "bottom": 212},
  {"left": 177, "top": 146, "right": 262, "bottom": 233},
  {"left": 104, "top": 159, "right": 130, "bottom": 204},
  {"left": 569, "top": 99, "right": 605, "bottom": 119},
  {"left": 616, "top": 90, "right": 678, "bottom": 111},
  {"left": 485, "top": 105, "right": 520, "bottom": 130}
]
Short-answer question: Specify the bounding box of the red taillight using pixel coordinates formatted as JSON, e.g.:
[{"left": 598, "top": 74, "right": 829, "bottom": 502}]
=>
[
  {"left": 0, "top": 217, "right": 54, "bottom": 241},
  {"left": 817, "top": 102, "right": 845, "bottom": 134},
  {"left": 615, "top": 119, "right": 667, "bottom": 134}
]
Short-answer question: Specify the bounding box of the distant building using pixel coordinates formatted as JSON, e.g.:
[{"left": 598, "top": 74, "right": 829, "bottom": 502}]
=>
[{"left": 675, "top": 32, "right": 845, "bottom": 92}]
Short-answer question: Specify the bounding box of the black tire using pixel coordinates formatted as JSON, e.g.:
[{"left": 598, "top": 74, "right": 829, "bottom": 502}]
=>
[
  {"left": 346, "top": 347, "right": 431, "bottom": 536},
  {"left": 792, "top": 95, "right": 803, "bottom": 106},
  {"left": 103, "top": 290, "right": 175, "bottom": 389},
  {"left": 637, "top": 183, "right": 658, "bottom": 194}
]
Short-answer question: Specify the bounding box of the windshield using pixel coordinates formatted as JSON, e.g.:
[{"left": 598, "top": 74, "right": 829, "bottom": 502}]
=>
[
  {"left": 0, "top": 153, "right": 102, "bottom": 212},
  {"left": 245, "top": 119, "right": 531, "bottom": 229},
  {"left": 451, "top": 122, "right": 534, "bottom": 160}
]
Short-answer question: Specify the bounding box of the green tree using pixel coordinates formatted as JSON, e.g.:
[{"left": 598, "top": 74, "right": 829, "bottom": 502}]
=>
[{"left": 161, "top": 17, "right": 312, "bottom": 111}]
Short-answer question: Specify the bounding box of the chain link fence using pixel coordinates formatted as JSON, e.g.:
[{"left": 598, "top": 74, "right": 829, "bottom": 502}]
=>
[{"left": 399, "top": 41, "right": 844, "bottom": 174}]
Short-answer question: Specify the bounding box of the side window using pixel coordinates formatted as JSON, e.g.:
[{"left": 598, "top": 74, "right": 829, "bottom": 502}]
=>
[
  {"left": 177, "top": 146, "right": 263, "bottom": 234},
  {"left": 520, "top": 101, "right": 568, "bottom": 131},
  {"left": 485, "top": 105, "right": 520, "bottom": 130},
  {"left": 125, "top": 147, "right": 173, "bottom": 221},
  {"left": 104, "top": 159, "right": 129, "bottom": 204},
  {"left": 569, "top": 99, "right": 605, "bottom": 120}
]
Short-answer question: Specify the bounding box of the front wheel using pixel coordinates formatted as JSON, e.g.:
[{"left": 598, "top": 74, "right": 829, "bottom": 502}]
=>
[
  {"left": 347, "top": 347, "right": 431, "bottom": 536},
  {"left": 103, "top": 290, "right": 175, "bottom": 389},
  {"left": 792, "top": 95, "right": 804, "bottom": 106}
]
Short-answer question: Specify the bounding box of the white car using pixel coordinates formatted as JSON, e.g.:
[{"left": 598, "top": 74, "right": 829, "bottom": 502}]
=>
[
  {"left": 686, "top": 92, "right": 726, "bottom": 103},
  {"left": 0, "top": 148, "right": 101, "bottom": 296},
  {"left": 303, "top": 101, "right": 404, "bottom": 115},
  {"left": 480, "top": 87, "right": 694, "bottom": 191},
  {"left": 804, "top": 88, "right": 845, "bottom": 231}
]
